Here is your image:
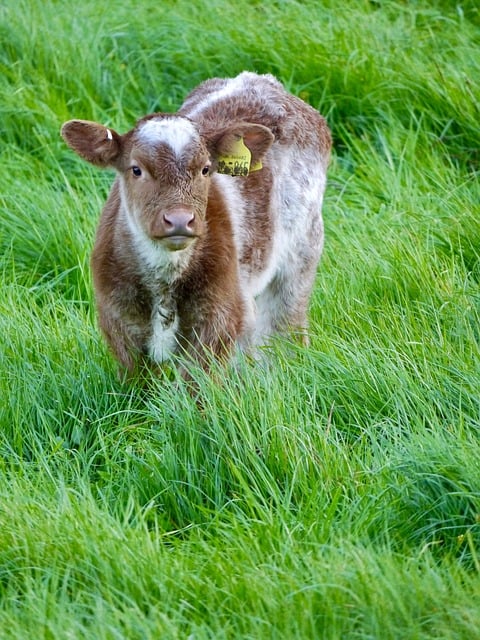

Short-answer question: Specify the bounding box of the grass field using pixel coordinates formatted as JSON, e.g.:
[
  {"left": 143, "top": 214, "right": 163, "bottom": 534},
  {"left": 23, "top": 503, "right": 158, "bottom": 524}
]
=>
[{"left": 1, "top": 0, "right": 480, "bottom": 637}]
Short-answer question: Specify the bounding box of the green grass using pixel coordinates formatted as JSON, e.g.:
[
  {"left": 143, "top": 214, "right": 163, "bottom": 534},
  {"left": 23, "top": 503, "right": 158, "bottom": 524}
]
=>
[{"left": 1, "top": 0, "right": 480, "bottom": 637}]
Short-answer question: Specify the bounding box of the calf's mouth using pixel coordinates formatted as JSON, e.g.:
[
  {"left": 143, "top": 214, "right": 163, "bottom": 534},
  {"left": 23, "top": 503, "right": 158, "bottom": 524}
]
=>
[{"left": 158, "top": 234, "right": 197, "bottom": 251}]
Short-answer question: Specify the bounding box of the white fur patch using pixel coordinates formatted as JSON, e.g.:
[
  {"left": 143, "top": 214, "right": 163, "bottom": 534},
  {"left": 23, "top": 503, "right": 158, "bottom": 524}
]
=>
[
  {"left": 183, "top": 74, "right": 248, "bottom": 118},
  {"left": 212, "top": 173, "right": 246, "bottom": 247},
  {"left": 148, "top": 303, "right": 179, "bottom": 363},
  {"left": 182, "top": 72, "right": 283, "bottom": 120},
  {"left": 137, "top": 117, "right": 198, "bottom": 157}
]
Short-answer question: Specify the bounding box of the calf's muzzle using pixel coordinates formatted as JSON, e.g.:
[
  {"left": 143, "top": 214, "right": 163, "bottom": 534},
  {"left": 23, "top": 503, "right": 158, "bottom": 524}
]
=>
[{"left": 150, "top": 207, "right": 198, "bottom": 251}]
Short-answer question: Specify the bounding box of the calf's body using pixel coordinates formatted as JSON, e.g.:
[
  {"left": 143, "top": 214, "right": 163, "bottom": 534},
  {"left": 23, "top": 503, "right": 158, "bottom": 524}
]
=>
[{"left": 61, "top": 72, "right": 331, "bottom": 374}]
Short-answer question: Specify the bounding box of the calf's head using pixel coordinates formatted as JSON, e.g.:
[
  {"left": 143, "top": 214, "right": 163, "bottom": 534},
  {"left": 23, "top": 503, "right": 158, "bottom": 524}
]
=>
[{"left": 61, "top": 115, "right": 274, "bottom": 252}]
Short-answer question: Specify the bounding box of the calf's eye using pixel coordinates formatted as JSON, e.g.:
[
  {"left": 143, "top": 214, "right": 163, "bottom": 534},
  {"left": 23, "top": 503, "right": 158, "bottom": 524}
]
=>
[
  {"left": 201, "top": 165, "right": 210, "bottom": 176},
  {"left": 132, "top": 166, "right": 142, "bottom": 177}
]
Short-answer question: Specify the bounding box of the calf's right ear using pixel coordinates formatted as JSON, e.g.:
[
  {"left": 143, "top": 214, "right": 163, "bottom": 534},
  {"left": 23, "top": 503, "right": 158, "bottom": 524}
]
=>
[{"left": 61, "top": 120, "right": 122, "bottom": 167}]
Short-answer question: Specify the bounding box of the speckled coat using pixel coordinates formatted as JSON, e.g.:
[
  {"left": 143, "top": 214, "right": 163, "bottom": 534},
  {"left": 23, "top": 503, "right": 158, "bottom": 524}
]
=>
[{"left": 61, "top": 72, "right": 331, "bottom": 375}]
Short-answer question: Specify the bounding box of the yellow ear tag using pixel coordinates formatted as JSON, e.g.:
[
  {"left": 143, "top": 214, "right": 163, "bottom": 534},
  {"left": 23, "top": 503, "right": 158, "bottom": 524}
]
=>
[{"left": 217, "top": 137, "right": 262, "bottom": 176}]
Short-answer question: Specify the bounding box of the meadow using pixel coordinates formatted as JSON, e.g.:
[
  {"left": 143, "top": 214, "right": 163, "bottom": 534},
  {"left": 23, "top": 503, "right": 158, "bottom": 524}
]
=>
[{"left": 1, "top": 0, "right": 479, "bottom": 637}]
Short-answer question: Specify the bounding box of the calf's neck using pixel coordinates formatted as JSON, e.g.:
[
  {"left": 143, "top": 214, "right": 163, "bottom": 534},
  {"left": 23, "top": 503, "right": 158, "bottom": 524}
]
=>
[{"left": 61, "top": 72, "right": 331, "bottom": 375}]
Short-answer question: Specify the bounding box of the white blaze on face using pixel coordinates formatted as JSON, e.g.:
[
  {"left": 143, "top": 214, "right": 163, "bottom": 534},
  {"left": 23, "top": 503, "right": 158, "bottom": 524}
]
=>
[{"left": 137, "top": 117, "right": 199, "bottom": 157}]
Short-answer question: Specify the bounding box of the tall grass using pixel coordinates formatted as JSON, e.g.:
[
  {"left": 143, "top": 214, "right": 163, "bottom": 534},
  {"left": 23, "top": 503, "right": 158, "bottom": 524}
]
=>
[{"left": 1, "top": 0, "right": 479, "bottom": 637}]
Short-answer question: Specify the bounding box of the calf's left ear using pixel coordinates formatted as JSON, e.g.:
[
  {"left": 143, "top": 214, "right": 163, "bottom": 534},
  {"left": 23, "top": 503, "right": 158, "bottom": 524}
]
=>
[
  {"left": 61, "top": 119, "right": 122, "bottom": 168},
  {"left": 208, "top": 123, "right": 274, "bottom": 170}
]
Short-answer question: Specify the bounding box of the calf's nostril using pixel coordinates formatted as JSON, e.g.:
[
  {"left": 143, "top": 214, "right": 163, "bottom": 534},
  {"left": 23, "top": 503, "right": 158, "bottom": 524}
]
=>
[{"left": 163, "top": 213, "right": 174, "bottom": 230}]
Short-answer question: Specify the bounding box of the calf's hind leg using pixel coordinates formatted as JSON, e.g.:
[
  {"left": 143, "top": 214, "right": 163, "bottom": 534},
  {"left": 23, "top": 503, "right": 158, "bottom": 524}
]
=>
[{"left": 252, "top": 255, "right": 320, "bottom": 348}]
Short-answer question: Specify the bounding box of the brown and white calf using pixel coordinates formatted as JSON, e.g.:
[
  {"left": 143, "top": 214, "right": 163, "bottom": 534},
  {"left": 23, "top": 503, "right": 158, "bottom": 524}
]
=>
[{"left": 61, "top": 72, "right": 331, "bottom": 375}]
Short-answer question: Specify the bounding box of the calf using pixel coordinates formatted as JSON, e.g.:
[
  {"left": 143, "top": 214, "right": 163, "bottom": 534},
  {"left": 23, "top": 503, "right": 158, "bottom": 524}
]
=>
[{"left": 61, "top": 72, "right": 331, "bottom": 375}]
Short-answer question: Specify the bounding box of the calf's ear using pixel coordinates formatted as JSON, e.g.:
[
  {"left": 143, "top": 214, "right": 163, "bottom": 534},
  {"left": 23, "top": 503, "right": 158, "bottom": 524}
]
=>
[
  {"left": 61, "top": 120, "right": 122, "bottom": 167},
  {"left": 207, "top": 123, "right": 274, "bottom": 171}
]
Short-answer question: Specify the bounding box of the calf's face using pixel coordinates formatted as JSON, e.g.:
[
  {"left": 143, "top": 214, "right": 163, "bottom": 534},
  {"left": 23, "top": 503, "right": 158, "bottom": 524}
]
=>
[
  {"left": 61, "top": 115, "right": 274, "bottom": 252},
  {"left": 121, "top": 116, "right": 212, "bottom": 251}
]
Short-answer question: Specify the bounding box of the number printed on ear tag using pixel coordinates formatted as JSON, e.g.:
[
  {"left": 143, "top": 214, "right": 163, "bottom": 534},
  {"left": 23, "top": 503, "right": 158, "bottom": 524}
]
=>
[{"left": 217, "top": 137, "right": 252, "bottom": 176}]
